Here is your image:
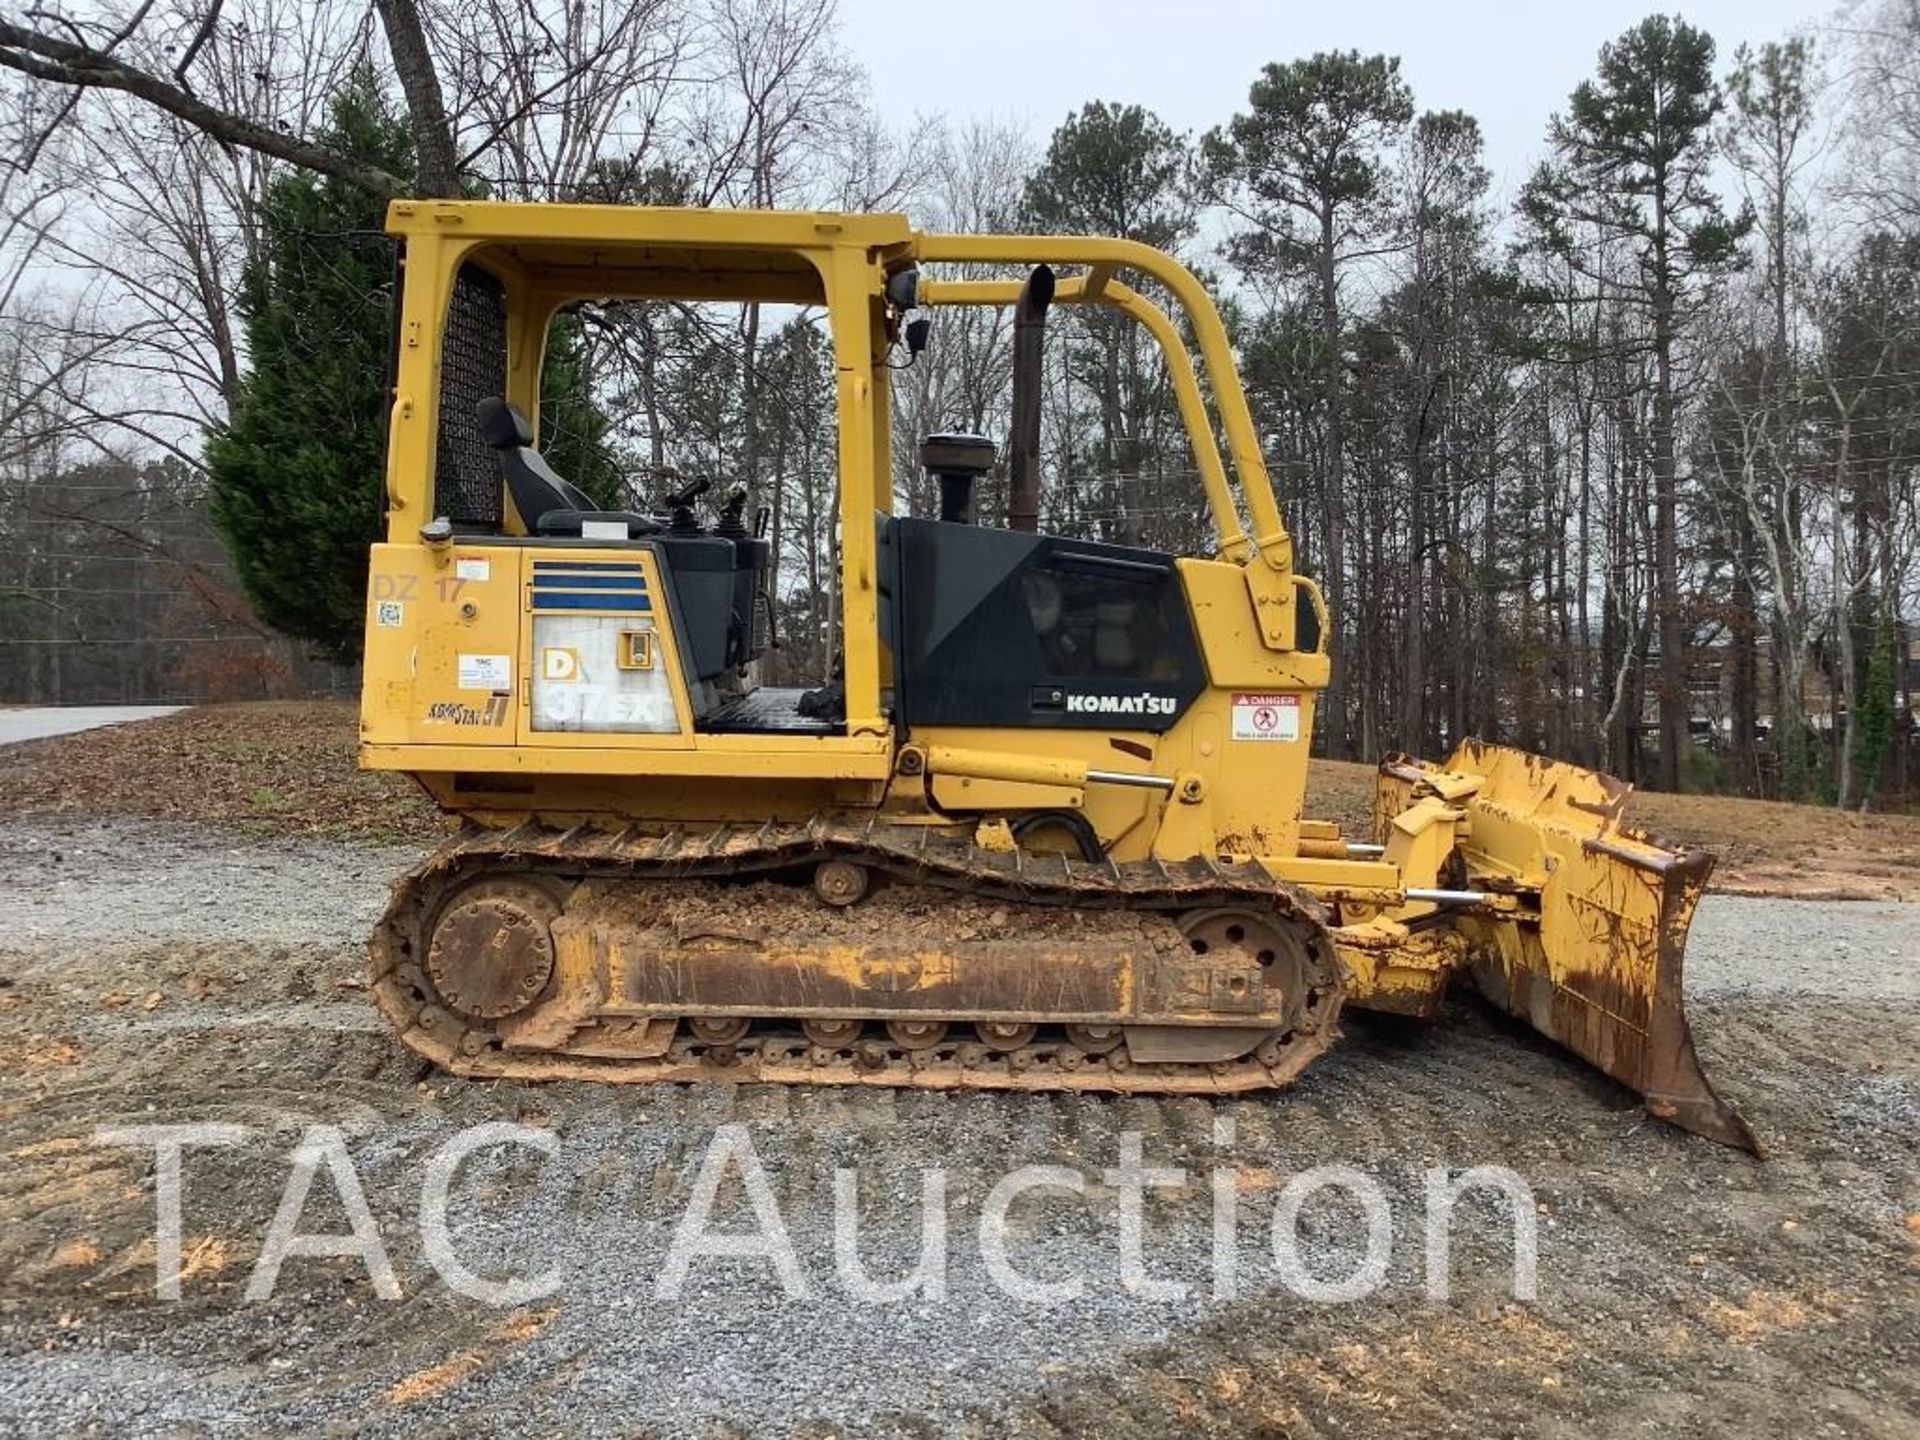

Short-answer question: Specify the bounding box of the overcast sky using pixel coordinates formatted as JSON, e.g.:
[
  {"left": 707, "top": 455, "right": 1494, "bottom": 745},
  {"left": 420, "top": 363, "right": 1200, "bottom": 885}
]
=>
[{"left": 835, "top": 0, "right": 1832, "bottom": 204}]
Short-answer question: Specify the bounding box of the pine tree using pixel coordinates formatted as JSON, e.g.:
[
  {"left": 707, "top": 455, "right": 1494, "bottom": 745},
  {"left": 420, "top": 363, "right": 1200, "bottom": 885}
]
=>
[
  {"left": 1023, "top": 103, "right": 1195, "bottom": 550},
  {"left": 539, "top": 313, "right": 625, "bottom": 508},
  {"left": 208, "top": 69, "right": 621, "bottom": 661},
  {"left": 1522, "top": 17, "right": 1751, "bottom": 790},
  {"left": 1202, "top": 52, "right": 1415, "bottom": 758},
  {"left": 206, "top": 69, "right": 414, "bottom": 662}
]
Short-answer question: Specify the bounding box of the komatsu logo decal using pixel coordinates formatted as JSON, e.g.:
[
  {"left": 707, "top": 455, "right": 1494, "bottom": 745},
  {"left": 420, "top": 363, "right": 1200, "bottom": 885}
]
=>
[{"left": 1062, "top": 693, "right": 1177, "bottom": 717}]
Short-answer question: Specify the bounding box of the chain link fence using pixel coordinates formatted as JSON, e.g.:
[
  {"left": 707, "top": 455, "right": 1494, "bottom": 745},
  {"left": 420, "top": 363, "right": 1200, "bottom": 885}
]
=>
[{"left": 1, "top": 461, "right": 353, "bottom": 705}]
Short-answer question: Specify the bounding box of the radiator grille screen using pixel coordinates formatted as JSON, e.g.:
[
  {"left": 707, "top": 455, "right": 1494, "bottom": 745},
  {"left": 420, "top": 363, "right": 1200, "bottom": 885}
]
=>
[{"left": 434, "top": 263, "right": 507, "bottom": 528}]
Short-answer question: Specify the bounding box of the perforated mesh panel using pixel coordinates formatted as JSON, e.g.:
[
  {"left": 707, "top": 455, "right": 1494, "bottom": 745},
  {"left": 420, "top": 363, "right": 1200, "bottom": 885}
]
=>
[{"left": 434, "top": 264, "right": 507, "bottom": 528}]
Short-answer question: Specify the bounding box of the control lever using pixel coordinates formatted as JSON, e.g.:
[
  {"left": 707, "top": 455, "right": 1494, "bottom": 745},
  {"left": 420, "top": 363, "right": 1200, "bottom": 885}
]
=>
[
  {"left": 663, "top": 474, "right": 712, "bottom": 510},
  {"left": 658, "top": 473, "right": 714, "bottom": 536},
  {"left": 715, "top": 488, "right": 750, "bottom": 538}
]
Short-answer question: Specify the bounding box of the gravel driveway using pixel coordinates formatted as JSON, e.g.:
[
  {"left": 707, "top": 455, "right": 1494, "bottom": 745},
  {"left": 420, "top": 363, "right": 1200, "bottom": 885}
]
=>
[{"left": 0, "top": 815, "right": 1914, "bottom": 1438}]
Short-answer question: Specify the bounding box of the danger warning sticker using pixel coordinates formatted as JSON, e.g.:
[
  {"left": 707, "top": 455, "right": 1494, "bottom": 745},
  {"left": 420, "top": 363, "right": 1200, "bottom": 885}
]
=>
[{"left": 1231, "top": 692, "right": 1301, "bottom": 742}]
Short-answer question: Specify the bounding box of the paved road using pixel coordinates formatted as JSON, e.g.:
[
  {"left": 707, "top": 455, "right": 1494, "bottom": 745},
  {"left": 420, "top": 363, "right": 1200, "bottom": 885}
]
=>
[{"left": 0, "top": 705, "right": 182, "bottom": 745}]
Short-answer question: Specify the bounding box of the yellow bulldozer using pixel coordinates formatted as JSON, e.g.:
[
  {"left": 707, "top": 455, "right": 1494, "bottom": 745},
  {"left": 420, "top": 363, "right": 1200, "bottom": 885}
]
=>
[{"left": 358, "top": 201, "right": 1756, "bottom": 1153}]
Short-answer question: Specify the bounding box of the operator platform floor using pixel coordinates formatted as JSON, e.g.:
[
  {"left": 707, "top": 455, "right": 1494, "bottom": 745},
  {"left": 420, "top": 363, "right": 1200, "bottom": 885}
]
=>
[{"left": 701, "top": 687, "right": 840, "bottom": 736}]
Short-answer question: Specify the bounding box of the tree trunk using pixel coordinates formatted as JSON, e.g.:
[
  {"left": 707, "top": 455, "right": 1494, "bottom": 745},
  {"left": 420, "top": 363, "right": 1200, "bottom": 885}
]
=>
[
  {"left": 1651, "top": 231, "right": 1686, "bottom": 792},
  {"left": 741, "top": 302, "right": 763, "bottom": 512},
  {"left": 373, "top": 0, "right": 460, "bottom": 198},
  {"left": 1403, "top": 432, "right": 1426, "bottom": 755},
  {"left": 1318, "top": 207, "right": 1350, "bottom": 758},
  {"left": 1729, "top": 527, "right": 1759, "bottom": 792}
]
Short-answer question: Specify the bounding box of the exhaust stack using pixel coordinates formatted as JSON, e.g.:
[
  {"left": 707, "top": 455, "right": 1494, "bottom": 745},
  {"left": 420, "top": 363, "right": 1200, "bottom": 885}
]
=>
[{"left": 1007, "top": 265, "right": 1055, "bottom": 532}]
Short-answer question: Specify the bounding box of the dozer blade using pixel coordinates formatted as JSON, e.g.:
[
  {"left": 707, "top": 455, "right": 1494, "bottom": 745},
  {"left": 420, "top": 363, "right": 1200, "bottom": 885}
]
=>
[{"left": 1382, "top": 741, "right": 1761, "bottom": 1155}]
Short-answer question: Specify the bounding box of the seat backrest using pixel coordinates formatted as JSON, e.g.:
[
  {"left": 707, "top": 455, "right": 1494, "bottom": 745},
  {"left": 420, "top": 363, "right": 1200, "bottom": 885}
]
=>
[{"left": 476, "top": 397, "right": 597, "bottom": 529}]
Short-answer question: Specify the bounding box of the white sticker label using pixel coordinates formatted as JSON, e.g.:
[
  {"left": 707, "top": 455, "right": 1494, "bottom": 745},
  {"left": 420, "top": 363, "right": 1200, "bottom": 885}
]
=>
[
  {"left": 454, "top": 557, "right": 491, "bottom": 583},
  {"left": 375, "top": 600, "right": 404, "bottom": 628},
  {"left": 1231, "top": 692, "right": 1300, "bottom": 742},
  {"left": 457, "top": 653, "right": 513, "bottom": 691}
]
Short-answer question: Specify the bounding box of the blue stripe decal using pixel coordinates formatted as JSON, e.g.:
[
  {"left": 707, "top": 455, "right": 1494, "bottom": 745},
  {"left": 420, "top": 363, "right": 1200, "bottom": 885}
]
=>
[
  {"left": 530, "top": 592, "right": 651, "bottom": 612},
  {"left": 523, "top": 573, "right": 647, "bottom": 591},
  {"left": 531, "top": 560, "right": 645, "bottom": 573}
]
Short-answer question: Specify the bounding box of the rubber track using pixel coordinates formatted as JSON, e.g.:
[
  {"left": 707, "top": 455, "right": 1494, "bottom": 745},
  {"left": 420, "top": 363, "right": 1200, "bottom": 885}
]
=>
[{"left": 369, "top": 817, "right": 1347, "bottom": 1095}]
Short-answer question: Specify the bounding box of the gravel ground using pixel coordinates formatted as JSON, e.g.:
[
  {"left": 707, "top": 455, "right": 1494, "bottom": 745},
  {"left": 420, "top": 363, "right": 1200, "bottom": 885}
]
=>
[
  {"left": 1686, "top": 895, "right": 1920, "bottom": 999},
  {"left": 0, "top": 815, "right": 1915, "bottom": 1438},
  {"left": 1, "top": 816, "right": 421, "bottom": 945}
]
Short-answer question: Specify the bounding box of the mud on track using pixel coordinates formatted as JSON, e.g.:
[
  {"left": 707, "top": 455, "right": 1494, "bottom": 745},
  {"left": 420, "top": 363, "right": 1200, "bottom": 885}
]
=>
[{"left": 0, "top": 816, "right": 1916, "bottom": 1437}]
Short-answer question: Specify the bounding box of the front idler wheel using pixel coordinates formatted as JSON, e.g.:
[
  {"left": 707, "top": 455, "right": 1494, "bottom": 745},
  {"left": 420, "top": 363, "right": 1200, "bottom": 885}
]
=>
[{"left": 424, "top": 879, "right": 562, "bottom": 1022}]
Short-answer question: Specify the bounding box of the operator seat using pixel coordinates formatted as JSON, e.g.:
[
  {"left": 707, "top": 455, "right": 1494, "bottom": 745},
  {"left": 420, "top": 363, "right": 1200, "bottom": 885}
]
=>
[{"left": 476, "top": 397, "right": 658, "bottom": 539}]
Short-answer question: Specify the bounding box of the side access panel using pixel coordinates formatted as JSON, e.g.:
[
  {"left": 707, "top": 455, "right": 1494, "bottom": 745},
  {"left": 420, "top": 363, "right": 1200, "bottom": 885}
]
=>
[
  {"left": 517, "top": 553, "right": 693, "bottom": 744},
  {"left": 888, "top": 517, "right": 1207, "bottom": 731},
  {"left": 361, "top": 544, "right": 700, "bottom": 749},
  {"left": 362, "top": 543, "right": 524, "bottom": 746}
]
